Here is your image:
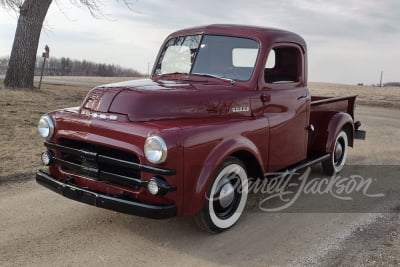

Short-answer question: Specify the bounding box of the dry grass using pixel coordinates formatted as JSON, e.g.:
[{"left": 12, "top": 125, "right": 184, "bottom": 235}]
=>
[
  {"left": 309, "top": 82, "right": 400, "bottom": 109},
  {"left": 0, "top": 77, "right": 399, "bottom": 179},
  {"left": 0, "top": 82, "right": 90, "bottom": 178}
]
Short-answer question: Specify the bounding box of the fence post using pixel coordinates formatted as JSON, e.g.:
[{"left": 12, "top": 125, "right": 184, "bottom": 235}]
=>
[{"left": 38, "top": 45, "right": 50, "bottom": 89}]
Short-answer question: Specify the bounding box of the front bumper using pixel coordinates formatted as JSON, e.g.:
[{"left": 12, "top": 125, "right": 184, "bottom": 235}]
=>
[{"left": 36, "top": 170, "right": 177, "bottom": 219}]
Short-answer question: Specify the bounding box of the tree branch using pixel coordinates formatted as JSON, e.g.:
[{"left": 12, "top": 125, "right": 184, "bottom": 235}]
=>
[{"left": 0, "top": 0, "right": 22, "bottom": 11}]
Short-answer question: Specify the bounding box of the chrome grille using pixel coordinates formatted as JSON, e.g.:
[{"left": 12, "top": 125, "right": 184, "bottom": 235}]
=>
[{"left": 47, "top": 139, "right": 142, "bottom": 189}]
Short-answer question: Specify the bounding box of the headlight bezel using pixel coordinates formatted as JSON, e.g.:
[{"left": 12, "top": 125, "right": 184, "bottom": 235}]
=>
[
  {"left": 38, "top": 115, "right": 55, "bottom": 139},
  {"left": 144, "top": 135, "right": 168, "bottom": 164}
]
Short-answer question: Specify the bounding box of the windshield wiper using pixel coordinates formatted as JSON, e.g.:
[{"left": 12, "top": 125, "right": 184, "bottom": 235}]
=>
[
  {"left": 155, "top": 72, "right": 190, "bottom": 81},
  {"left": 157, "top": 72, "right": 188, "bottom": 77},
  {"left": 191, "top": 73, "right": 235, "bottom": 84}
]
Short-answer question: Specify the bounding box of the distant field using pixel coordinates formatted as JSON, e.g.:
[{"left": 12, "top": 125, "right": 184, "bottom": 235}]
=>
[
  {"left": 309, "top": 82, "right": 400, "bottom": 109},
  {"left": 35, "top": 76, "right": 400, "bottom": 109},
  {"left": 2, "top": 75, "right": 399, "bottom": 108},
  {"left": 0, "top": 76, "right": 399, "bottom": 178},
  {"left": 33, "top": 76, "right": 138, "bottom": 87}
]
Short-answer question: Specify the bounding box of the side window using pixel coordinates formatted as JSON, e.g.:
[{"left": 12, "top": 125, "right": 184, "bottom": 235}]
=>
[
  {"left": 264, "top": 46, "right": 301, "bottom": 84},
  {"left": 265, "top": 49, "right": 275, "bottom": 68}
]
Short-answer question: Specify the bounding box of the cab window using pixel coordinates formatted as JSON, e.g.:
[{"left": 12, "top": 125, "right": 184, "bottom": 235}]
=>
[{"left": 264, "top": 46, "right": 301, "bottom": 84}]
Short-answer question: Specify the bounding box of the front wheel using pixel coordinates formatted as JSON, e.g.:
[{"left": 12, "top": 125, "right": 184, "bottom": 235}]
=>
[
  {"left": 195, "top": 157, "right": 248, "bottom": 233},
  {"left": 322, "top": 130, "right": 348, "bottom": 175}
]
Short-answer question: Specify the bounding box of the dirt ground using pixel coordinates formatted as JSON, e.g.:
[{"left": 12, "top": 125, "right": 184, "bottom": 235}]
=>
[{"left": 0, "top": 77, "right": 399, "bottom": 266}]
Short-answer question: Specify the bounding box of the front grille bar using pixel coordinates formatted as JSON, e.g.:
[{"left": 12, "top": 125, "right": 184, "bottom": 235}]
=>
[
  {"left": 45, "top": 141, "right": 176, "bottom": 176},
  {"left": 53, "top": 156, "right": 142, "bottom": 188},
  {"left": 54, "top": 157, "right": 99, "bottom": 177}
]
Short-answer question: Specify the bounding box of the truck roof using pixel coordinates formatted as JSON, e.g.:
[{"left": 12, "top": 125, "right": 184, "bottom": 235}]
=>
[{"left": 167, "top": 24, "right": 307, "bottom": 51}]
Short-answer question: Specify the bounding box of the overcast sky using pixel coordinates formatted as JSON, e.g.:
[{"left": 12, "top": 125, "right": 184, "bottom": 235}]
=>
[{"left": 0, "top": 0, "right": 399, "bottom": 84}]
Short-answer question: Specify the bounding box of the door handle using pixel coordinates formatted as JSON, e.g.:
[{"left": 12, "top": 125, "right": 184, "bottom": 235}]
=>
[
  {"left": 297, "top": 93, "right": 309, "bottom": 100},
  {"left": 260, "top": 94, "right": 271, "bottom": 103}
]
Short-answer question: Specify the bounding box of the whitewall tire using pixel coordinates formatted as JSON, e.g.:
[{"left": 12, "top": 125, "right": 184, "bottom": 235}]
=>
[
  {"left": 195, "top": 157, "right": 248, "bottom": 233},
  {"left": 322, "top": 130, "right": 348, "bottom": 175}
]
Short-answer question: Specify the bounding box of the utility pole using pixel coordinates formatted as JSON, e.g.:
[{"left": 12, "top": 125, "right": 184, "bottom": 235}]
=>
[{"left": 379, "top": 70, "right": 383, "bottom": 87}]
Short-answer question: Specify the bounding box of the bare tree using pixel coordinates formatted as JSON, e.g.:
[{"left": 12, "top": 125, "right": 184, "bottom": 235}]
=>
[{"left": 1, "top": 0, "right": 120, "bottom": 89}]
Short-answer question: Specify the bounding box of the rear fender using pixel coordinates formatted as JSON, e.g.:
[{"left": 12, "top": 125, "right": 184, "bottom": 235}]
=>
[
  {"left": 326, "top": 113, "right": 354, "bottom": 152},
  {"left": 309, "top": 111, "right": 354, "bottom": 154}
]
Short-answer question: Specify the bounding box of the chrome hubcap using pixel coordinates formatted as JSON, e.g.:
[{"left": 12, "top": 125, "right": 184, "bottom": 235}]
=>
[
  {"left": 334, "top": 140, "right": 343, "bottom": 164},
  {"left": 218, "top": 182, "right": 235, "bottom": 208}
]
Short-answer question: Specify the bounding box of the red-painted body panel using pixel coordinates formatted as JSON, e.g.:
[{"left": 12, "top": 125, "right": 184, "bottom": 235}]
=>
[
  {"left": 38, "top": 25, "right": 358, "bottom": 218},
  {"left": 309, "top": 95, "right": 357, "bottom": 156}
]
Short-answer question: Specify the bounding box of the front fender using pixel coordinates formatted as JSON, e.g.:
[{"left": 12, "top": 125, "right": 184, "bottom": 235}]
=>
[{"left": 183, "top": 136, "right": 264, "bottom": 216}]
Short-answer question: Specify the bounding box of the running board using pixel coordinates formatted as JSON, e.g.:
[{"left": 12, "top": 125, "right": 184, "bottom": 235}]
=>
[
  {"left": 264, "top": 154, "right": 330, "bottom": 178},
  {"left": 290, "top": 154, "right": 330, "bottom": 173},
  {"left": 289, "top": 153, "right": 330, "bottom": 172}
]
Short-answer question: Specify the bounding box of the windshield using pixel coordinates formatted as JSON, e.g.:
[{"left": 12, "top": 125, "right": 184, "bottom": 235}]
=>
[{"left": 154, "top": 34, "right": 259, "bottom": 81}]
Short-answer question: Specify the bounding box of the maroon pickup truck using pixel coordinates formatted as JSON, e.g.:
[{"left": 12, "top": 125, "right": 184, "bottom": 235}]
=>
[{"left": 36, "top": 24, "right": 365, "bottom": 233}]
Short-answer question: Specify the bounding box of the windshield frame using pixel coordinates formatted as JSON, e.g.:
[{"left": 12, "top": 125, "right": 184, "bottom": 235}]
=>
[{"left": 153, "top": 34, "right": 260, "bottom": 82}]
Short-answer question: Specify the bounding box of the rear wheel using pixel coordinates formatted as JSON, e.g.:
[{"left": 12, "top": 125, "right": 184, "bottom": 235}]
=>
[
  {"left": 195, "top": 157, "right": 248, "bottom": 233},
  {"left": 322, "top": 130, "right": 348, "bottom": 175}
]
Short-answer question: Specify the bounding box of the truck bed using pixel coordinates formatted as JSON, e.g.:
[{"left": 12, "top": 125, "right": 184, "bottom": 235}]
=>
[{"left": 311, "top": 95, "right": 357, "bottom": 119}]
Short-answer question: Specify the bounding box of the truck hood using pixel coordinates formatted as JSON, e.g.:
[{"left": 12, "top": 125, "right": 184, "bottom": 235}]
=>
[{"left": 81, "top": 79, "right": 252, "bottom": 121}]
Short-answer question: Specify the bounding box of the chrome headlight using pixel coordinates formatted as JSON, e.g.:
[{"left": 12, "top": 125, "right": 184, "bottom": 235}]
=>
[
  {"left": 144, "top": 136, "right": 167, "bottom": 164},
  {"left": 38, "top": 115, "right": 54, "bottom": 139}
]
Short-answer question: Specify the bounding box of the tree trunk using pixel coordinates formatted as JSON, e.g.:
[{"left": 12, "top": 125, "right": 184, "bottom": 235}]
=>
[{"left": 4, "top": 0, "right": 52, "bottom": 89}]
